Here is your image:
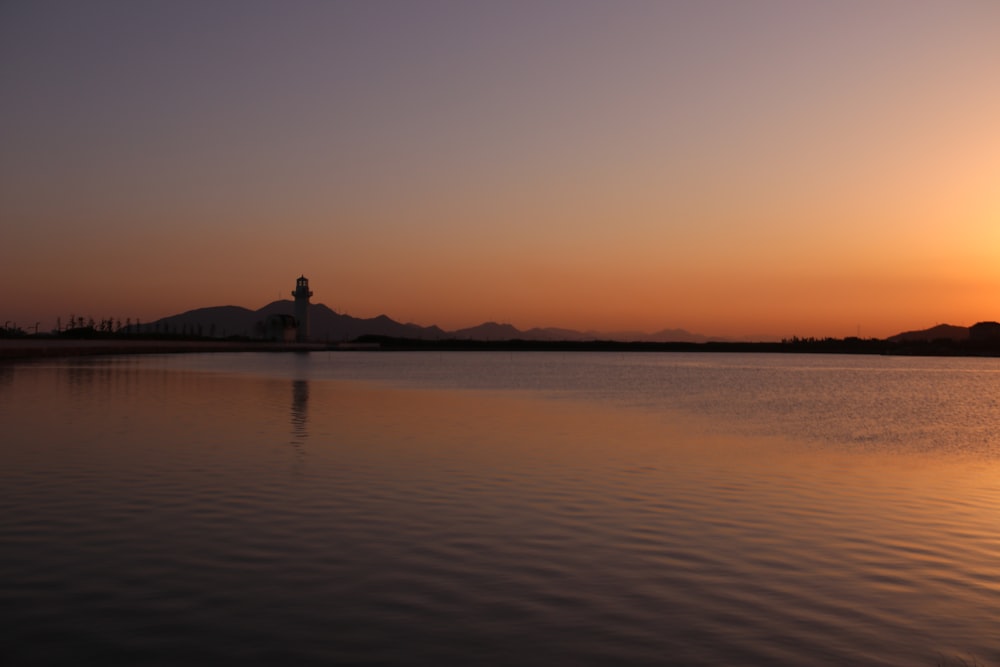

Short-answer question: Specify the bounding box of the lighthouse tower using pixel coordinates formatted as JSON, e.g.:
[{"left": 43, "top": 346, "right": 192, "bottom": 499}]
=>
[{"left": 292, "top": 275, "right": 313, "bottom": 342}]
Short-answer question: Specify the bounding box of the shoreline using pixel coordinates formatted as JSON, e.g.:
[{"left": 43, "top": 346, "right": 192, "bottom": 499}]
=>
[
  {"left": 0, "top": 339, "right": 326, "bottom": 360},
  {"left": 4, "top": 335, "right": 1000, "bottom": 359}
]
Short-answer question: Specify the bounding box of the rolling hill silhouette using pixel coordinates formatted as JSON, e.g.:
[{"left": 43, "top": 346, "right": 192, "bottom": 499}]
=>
[
  {"left": 127, "top": 303, "right": 1000, "bottom": 347},
  {"left": 885, "top": 324, "right": 969, "bottom": 343},
  {"left": 142, "top": 301, "right": 716, "bottom": 343}
]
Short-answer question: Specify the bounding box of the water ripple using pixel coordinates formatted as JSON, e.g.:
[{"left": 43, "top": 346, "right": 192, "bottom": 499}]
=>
[{"left": 2, "top": 354, "right": 1000, "bottom": 665}]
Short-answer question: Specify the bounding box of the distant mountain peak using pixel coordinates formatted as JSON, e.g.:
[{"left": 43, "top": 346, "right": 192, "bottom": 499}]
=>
[
  {"left": 145, "top": 302, "right": 722, "bottom": 343},
  {"left": 886, "top": 323, "right": 969, "bottom": 343}
]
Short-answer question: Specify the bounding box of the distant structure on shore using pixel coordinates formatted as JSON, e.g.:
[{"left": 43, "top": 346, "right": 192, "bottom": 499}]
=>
[
  {"left": 292, "top": 275, "right": 313, "bottom": 342},
  {"left": 263, "top": 313, "right": 297, "bottom": 342}
]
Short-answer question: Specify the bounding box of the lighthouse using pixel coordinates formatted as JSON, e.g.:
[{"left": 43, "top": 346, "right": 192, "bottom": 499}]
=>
[{"left": 292, "top": 275, "right": 313, "bottom": 342}]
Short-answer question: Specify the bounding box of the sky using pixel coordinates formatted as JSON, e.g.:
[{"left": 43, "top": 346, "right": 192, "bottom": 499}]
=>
[{"left": 2, "top": 0, "right": 999, "bottom": 339}]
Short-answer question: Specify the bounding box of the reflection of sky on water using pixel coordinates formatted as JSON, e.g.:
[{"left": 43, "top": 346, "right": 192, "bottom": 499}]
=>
[
  {"left": 2, "top": 353, "right": 998, "bottom": 666},
  {"left": 0, "top": 363, "right": 14, "bottom": 388}
]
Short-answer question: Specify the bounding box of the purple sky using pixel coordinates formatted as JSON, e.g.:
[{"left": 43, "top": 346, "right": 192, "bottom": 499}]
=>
[{"left": 2, "top": 1, "right": 999, "bottom": 338}]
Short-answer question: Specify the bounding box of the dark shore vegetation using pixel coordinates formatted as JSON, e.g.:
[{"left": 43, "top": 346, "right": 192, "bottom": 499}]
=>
[
  {"left": 6, "top": 312, "right": 1000, "bottom": 359},
  {"left": 351, "top": 334, "right": 1000, "bottom": 357},
  {"left": 6, "top": 331, "right": 1000, "bottom": 360}
]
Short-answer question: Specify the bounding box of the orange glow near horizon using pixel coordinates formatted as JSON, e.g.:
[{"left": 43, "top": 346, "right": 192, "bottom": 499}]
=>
[{"left": 2, "top": 2, "right": 999, "bottom": 339}]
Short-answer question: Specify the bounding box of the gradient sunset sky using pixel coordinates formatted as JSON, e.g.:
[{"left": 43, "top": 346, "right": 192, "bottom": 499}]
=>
[{"left": 2, "top": 1, "right": 998, "bottom": 339}]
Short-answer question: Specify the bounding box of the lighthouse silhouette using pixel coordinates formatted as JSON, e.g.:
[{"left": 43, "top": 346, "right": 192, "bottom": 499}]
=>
[{"left": 292, "top": 275, "right": 313, "bottom": 342}]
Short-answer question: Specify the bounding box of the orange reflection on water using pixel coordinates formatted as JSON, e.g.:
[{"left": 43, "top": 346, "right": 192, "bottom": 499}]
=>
[{"left": 3, "top": 359, "right": 999, "bottom": 665}]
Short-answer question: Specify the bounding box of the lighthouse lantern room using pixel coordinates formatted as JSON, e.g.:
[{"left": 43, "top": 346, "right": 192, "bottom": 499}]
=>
[{"left": 292, "top": 275, "right": 313, "bottom": 342}]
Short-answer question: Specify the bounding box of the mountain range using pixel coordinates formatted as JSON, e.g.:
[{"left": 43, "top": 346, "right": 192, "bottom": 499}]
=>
[
  {"left": 140, "top": 300, "right": 722, "bottom": 343},
  {"left": 885, "top": 323, "right": 970, "bottom": 343},
  {"left": 140, "top": 300, "right": 993, "bottom": 344}
]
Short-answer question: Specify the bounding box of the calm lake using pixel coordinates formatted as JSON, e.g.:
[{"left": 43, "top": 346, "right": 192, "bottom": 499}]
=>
[{"left": 2, "top": 351, "right": 998, "bottom": 666}]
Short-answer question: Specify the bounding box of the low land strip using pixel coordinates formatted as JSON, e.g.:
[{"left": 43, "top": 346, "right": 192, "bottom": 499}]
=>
[
  {"left": 5, "top": 335, "right": 1000, "bottom": 360},
  {"left": 0, "top": 339, "right": 325, "bottom": 360}
]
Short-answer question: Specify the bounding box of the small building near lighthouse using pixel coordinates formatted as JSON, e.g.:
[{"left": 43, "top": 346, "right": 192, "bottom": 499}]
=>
[
  {"left": 262, "top": 314, "right": 298, "bottom": 342},
  {"left": 292, "top": 275, "right": 313, "bottom": 343}
]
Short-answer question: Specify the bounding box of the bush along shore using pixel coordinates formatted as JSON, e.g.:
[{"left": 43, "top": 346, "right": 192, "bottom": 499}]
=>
[{"left": 7, "top": 330, "right": 1000, "bottom": 360}]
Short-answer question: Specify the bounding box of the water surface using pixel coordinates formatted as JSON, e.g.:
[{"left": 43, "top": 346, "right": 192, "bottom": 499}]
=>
[{"left": 2, "top": 352, "right": 998, "bottom": 665}]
